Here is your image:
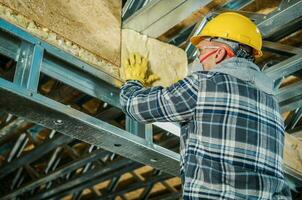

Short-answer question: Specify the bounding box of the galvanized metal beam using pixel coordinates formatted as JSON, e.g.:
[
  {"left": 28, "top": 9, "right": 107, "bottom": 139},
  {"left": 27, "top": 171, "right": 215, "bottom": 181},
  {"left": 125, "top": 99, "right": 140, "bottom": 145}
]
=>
[
  {"left": 150, "top": 192, "right": 182, "bottom": 200},
  {"left": 0, "top": 28, "right": 20, "bottom": 60},
  {"left": 263, "top": 41, "right": 302, "bottom": 56},
  {"left": 122, "top": 0, "right": 152, "bottom": 21},
  {"left": 98, "top": 173, "right": 171, "bottom": 200},
  {"left": 13, "top": 41, "right": 43, "bottom": 91},
  {"left": 257, "top": 0, "right": 302, "bottom": 40},
  {"left": 285, "top": 108, "right": 302, "bottom": 130},
  {"left": 41, "top": 54, "right": 120, "bottom": 108},
  {"left": 153, "top": 122, "right": 180, "bottom": 137},
  {"left": 0, "top": 118, "right": 27, "bottom": 145},
  {"left": 221, "top": 0, "right": 254, "bottom": 9},
  {"left": 280, "top": 94, "right": 302, "bottom": 113},
  {"left": 258, "top": 0, "right": 302, "bottom": 113},
  {"left": 1, "top": 135, "right": 179, "bottom": 199},
  {"left": 264, "top": 54, "right": 302, "bottom": 80},
  {"left": 126, "top": 116, "right": 153, "bottom": 142},
  {"left": 0, "top": 79, "right": 180, "bottom": 176},
  {"left": 0, "top": 18, "right": 122, "bottom": 96},
  {"left": 9, "top": 134, "right": 30, "bottom": 190},
  {"left": 277, "top": 80, "right": 302, "bottom": 103},
  {"left": 0, "top": 133, "right": 72, "bottom": 179},
  {"left": 31, "top": 159, "right": 141, "bottom": 200},
  {"left": 0, "top": 21, "right": 180, "bottom": 181},
  {"left": 53, "top": 162, "right": 138, "bottom": 199},
  {"left": 44, "top": 146, "right": 63, "bottom": 174},
  {"left": 24, "top": 164, "right": 40, "bottom": 180},
  {"left": 138, "top": 183, "right": 154, "bottom": 199},
  {"left": 4, "top": 107, "right": 136, "bottom": 199},
  {"left": 123, "top": 0, "right": 212, "bottom": 38},
  {"left": 7, "top": 133, "right": 27, "bottom": 162},
  {"left": 0, "top": 149, "right": 109, "bottom": 199}
]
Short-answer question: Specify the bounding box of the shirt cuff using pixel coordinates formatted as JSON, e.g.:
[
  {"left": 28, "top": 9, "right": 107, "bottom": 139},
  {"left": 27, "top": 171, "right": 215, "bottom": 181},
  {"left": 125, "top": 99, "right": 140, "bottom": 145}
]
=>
[{"left": 125, "top": 80, "right": 144, "bottom": 86}]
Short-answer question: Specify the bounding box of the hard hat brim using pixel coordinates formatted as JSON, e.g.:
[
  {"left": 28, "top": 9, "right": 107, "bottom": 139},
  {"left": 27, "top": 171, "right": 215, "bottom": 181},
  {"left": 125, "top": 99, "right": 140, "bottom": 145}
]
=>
[
  {"left": 190, "top": 35, "right": 204, "bottom": 46},
  {"left": 190, "top": 35, "right": 263, "bottom": 58}
]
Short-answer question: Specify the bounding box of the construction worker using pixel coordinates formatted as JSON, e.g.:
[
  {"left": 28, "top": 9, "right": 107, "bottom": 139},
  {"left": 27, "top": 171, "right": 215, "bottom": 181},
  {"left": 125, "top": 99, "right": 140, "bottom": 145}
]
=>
[{"left": 120, "top": 12, "right": 291, "bottom": 199}]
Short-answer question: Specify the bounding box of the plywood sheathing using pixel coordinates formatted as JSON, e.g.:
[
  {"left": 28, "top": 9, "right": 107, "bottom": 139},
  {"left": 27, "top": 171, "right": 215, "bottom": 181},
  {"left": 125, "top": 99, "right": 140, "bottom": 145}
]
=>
[
  {"left": 0, "top": 1, "right": 121, "bottom": 77},
  {"left": 121, "top": 29, "right": 188, "bottom": 87}
]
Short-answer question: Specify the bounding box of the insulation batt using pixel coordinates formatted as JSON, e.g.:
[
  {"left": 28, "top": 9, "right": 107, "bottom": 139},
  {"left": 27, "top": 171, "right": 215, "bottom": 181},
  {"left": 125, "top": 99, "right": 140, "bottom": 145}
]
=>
[
  {"left": 121, "top": 29, "right": 188, "bottom": 87},
  {"left": 0, "top": 3, "right": 119, "bottom": 78},
  {"left": 0, "top": 4, "right": 188, "bottom": 87}
]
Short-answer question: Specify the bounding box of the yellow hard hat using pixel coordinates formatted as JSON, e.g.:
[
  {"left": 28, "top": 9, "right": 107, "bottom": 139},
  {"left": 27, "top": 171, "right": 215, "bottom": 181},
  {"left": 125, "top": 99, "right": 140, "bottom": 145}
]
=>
[{"left": 190, "top": 12, "right": 263, "bottom": 57}]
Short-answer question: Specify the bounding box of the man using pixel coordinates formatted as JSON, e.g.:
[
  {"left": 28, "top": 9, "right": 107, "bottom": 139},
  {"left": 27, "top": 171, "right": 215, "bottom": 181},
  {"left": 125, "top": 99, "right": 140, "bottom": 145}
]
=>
[{"left": 120, "top": 12, "right": 291, "bottom": 199}]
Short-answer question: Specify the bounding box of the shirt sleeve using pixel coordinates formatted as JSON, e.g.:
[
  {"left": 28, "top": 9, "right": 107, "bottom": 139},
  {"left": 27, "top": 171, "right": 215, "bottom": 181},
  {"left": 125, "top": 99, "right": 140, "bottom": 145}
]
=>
[{"left": 119, "top": 73, "right": 202, "bottom": 123}]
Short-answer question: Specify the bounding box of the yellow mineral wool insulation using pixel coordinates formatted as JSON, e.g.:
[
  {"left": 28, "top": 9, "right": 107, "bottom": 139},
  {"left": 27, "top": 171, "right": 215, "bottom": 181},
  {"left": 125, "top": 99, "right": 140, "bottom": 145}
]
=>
[
  {"left": 284, "top": 133, "right": 302, "bottom": 174},
  {"left": 121, "top": 29, "right": 188, "bottom": 87},
  {"left": 292, "top": 130, "right": 302, "bottom": 139},
  {"left": 0, "top": 0, "right": 121, "bottom": 65},
  {"left": 0, "top": 4, "right": 120, "bottom": 79}
]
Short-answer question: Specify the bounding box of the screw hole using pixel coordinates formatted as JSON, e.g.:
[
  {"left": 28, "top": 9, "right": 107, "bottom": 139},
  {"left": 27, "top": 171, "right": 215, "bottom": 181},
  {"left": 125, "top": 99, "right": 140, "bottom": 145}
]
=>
[
  {"left": 54, "top": 119, "right": 63, "bottom": 125},
  {"left": 114, "top": 144, "right": 121, "bottom": 147}
]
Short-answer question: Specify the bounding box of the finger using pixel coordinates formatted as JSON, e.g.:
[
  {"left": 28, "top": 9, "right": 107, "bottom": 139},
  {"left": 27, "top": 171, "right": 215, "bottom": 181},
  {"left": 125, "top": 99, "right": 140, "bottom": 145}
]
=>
[
  {"left": 141, "top": 57, "right": 148, "bottom": 74},
  {"left": 129, "top": 53, "right": 136, "bottom": 66},
  {"left": 172, "top": 75, "right": 181, "bottom": 83},
  {"left": 141, "top": 57, "right": 148, "bottom": 68},
  {"left": 134, "top": 53, "right": 142, "bottom": 65},
  {"left": 123, "top": 58, "right": 130, "bottom": 68},
  {"left": 121, "top": 67, "right": 128, "bottom": 80},
  {"left": 146, "top": 74, "right": 160, "bottom": 84}
]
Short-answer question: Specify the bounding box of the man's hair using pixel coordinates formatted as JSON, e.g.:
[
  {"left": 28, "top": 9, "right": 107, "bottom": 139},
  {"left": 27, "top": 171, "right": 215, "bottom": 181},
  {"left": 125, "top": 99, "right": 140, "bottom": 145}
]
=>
[{"left": 211, "top": 38, "right": 255, "bottom": 62}]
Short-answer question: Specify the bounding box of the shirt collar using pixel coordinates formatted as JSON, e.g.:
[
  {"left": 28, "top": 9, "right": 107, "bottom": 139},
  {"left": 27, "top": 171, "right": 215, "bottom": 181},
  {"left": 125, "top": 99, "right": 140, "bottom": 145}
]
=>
[
  {"left": 212, "top": 57, "right": 260, "bottom": 72},
  {"left": 210, "top": 57, "right": 276, "bottom": 95}
]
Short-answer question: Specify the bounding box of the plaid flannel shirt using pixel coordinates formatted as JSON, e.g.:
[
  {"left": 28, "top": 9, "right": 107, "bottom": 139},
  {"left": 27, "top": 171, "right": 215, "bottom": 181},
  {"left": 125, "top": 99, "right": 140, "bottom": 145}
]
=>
[{"left": 120, "top": 58, "right": 291, "bottom": 199}]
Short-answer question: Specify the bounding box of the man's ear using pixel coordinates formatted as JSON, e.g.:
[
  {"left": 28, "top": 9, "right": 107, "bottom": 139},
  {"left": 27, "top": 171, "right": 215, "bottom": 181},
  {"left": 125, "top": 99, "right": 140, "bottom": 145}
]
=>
[{"left": 214, "top": 47, "right": 227, "bottom": 64}]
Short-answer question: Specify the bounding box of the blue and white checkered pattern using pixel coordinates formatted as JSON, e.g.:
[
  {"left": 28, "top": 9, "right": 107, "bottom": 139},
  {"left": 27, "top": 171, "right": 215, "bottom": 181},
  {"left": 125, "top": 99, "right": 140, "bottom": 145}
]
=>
[{"left": 120, "top": 64, "right": 291, "bottom": 199}]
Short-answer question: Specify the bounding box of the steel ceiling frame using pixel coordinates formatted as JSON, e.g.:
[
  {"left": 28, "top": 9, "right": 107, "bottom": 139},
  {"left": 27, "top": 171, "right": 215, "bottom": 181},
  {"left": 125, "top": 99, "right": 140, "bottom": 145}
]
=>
[
  {"left": 0, "top": 18, "right": 180, "bottom": 199},
  {"left": 123, "top": 0, "right": 212, "bottom": 38},
  {"left": 0, "top": 17, "right": 180, "bottom": 172},
  {"left": 0, "top": 0, "right": 302, "bottom": 198}
]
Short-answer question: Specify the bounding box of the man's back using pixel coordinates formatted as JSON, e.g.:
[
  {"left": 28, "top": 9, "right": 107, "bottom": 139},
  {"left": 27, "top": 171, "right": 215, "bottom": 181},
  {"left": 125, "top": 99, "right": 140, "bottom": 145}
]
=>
[
  {"left": 120, "top": 57, "right": 291, "bottom": 200},
  {"left": 181, "top": 59, "right": 291, "bottom": 199}
]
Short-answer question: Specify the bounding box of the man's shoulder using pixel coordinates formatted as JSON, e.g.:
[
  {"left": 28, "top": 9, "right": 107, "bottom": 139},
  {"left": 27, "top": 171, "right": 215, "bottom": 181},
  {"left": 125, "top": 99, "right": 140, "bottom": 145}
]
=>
[
  {"left": 191, "top": 70, "right": 237, "bottom": 84},
  {"left": 190, "top": 70, "right": 217, "bottom": 80}
]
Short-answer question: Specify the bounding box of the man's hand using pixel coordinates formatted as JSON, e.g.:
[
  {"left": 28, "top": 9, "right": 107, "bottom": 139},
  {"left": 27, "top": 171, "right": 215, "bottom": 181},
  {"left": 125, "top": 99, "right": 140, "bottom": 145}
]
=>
[{"left": 124, "top": 53, "right": 159, "bottom": 86}]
